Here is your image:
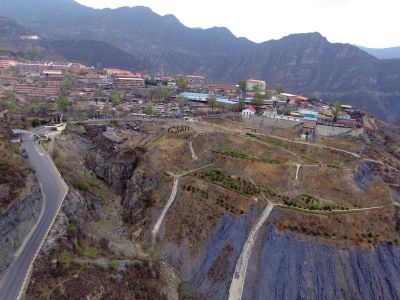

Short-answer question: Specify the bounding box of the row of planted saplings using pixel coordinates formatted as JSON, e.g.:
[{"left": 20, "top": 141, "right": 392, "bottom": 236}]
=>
[{"left": 167, "top": 125, "right": 190, "bottom": 133}]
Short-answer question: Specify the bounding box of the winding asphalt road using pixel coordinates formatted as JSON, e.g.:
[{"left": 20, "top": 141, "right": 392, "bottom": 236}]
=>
[{"left": 0, "top": 134, "right": 68, "bottom": 300}]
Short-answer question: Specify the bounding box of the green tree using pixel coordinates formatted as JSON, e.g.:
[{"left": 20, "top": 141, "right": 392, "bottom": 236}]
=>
[
  {"left": 144, "top": 105, "right": 154, "bottom": 115},
  {"left": 56, "top": 97, "right": 69, "bottom": 123},
  {"left": 7, "top": 101, "right": 17, "bottom": 113},
  {"left": 111, "top": 91, "right": 123, "bottom": 106},
  {"left": 251, "top": 93, "right": 264, "bottom": 111},
  {"left": 332, "top": 101, "right": 341, "bottom": 121},
  {"left": 176, "top": 96, "right": 185, "bottom": 108},
  {"left": 208, "top": 96, "right": 217, "bottom": 112},
  {"left": 238, "top": 80, "right": 247, "bottom": 93},
  {"left": 252, "top": 83, "right": 263, "bottom": 94},
  {"left": 61, "top": 73, "right": 75, "bottom": 91},
  {"left": 177, "top": 78, "right": 187, "bottom": 92},
  {"left": 159, "top": 87, "right": 170, "bottom": 101},
  {"left": 58, "top": 250, "right": 71, "bottom": 267},
  {"left": 276, "top": 84, "right": 285, "bottom": 94}
]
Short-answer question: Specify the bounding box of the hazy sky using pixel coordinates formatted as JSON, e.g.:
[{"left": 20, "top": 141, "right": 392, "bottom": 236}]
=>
[{"left": 75, "top": 0, "right": 400, "bottom": 48}]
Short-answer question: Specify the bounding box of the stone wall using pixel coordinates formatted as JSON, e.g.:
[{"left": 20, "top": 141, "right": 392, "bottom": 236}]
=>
[
  {"left": 244, "top": 115, "right": 363, "bottom": 137},
  {"left": 0, "top": 174, "right": 42, "bottom": 276}
]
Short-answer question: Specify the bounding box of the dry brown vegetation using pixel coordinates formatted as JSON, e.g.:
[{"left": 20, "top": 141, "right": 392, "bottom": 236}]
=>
[
  {"left": 0, "top": 124, "right": 31, "bottom": 211},
  {"left": 26, "top": 117, "right": 400, "bottom": 297}
]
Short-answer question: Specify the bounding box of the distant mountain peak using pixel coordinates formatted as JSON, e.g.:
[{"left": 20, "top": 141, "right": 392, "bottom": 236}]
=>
[
  {"left": 282, "top": 32, "right": 328, "bottom": 43},
  {"left": 127, "top": 6, "right": 154, "bottom": 13}
]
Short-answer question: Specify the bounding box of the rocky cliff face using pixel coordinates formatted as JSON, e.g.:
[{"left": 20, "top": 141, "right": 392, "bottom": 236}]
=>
[
  {"left": 42, "top": 187, "right": 102, "bottom": 254},
  {"left": 85, "top": 133, "right": 139, "bottom": 195},
  {"left": 166, "top": 208, "right": 400, "bottom": 299},
  {"left": 84, "top": 126, "right": 158, "bottom": 225},
  {"left": 122, "top": 168, "right": 160, "bottom": 224},
  {"left": 0, "top": 174, "right": 42, "bottom": 276}
]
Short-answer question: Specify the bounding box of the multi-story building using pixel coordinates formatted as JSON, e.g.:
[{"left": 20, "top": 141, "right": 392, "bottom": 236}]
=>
[
  {"left": 207, "top": 83, "right": 237, "bottom": 96},
  {"left": 246, "top": 79, "right": 266, "bottom": 92},
  {"left": 0, "top": 60, "right": 17, "bottom": 69},
  {"left": 16, "top": 61, "right": 88, "bottom": 74},
  {"left": 42, "top": 70, "right": 63, "bottom": 76},
  {"left": 115, "top": 77, "right": 145, "bottom": 89},
  {"left": 175, "top": 74, "right": 207, "bottom": 89},
  {"left": 186, "top": 75, "right": 206, "bottom": 88}
]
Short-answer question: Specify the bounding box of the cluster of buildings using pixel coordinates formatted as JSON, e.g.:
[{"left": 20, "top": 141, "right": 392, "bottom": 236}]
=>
[
  {"left": 0, "top": 57, "right": 371, "bottom": 138},
  {"left": 242, "top": 95, "right": 366, "bottom": 140},
  {"left": 179, "top": 86, "right": 366, "bottom": 140}
]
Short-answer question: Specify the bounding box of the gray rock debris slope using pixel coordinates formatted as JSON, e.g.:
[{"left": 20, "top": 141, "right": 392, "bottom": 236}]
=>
[
  {"left": 168, "top": 207, "right": 400, "bottom": 300},
  {"left": 0, "top": 176, "right": 42, "bottom": 276},
  {"left": 244, "top": 225, "right": 400, "bottom": 300}
]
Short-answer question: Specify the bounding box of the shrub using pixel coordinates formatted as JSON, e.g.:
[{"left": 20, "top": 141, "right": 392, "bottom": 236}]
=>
[
  {"left": 67, "top": 223, "right": 78, "bottom": 236},
  {"left": 58, "top": 250, "right": 71, "bottom": 266},
  {"left": 71, "top": 175, "right": 90, "bottom": 191},
  {"left": 83, "top": 246, "right": 98, "bottom": 259},
  {"left": 109, "top": 259, "right": 118, "bottom": 270}
]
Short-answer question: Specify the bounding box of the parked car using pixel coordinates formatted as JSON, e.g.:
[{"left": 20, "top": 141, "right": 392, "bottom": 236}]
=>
[{"left": 39, "top": 134, "right": 49, "bottom": 141}]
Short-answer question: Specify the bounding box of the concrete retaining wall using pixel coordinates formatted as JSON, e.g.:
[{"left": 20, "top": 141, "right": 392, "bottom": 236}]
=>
[
  {"left": 244, "top": 115, "right": 302, "bottom": 129},
  {"left": 316, "top": 124, "right": 363, "bottom": 137}
]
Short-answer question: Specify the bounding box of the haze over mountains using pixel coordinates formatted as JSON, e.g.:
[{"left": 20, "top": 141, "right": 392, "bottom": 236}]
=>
[
  {"left": 359, "top": 46, "right": 400, "bottom": 60},
  {"left": 0, "top": 0, "right": 400, "bottom": 124}
]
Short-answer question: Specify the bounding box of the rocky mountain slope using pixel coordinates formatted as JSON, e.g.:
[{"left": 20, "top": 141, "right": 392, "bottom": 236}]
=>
[
  {"left": 0, "top": 124, "right": 43, "bottom": 278},
  {"left": 0, "top": 174, "right": 42, "bottom": 277},
  {"left": 50, "top": 39, "right": 150, "bottom": 71},
  {"left": 1, "top": 0, "right": 400, "bottom": 124},
  {"left": 0, "top": 15, "right": 56, "bottom": 59},
  {"left": 0, "top": 15, "right": 147, "bottom": 69}
]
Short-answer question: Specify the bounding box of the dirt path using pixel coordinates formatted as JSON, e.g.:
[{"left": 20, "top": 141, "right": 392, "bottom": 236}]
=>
[
  {"left": 294, "top": 164, "right": 323, "bottom": 181},
  {"left": 277, "top": 204, "right": 384, "bottom": 215},
  {"left": 295, "top": 164, "right": 301, "bottom": 181},
  {"left": 228, "top": 202, "right": 275, "bottom": 300},
  {"left": 193, "top": 120, "right": 400, "bottom": 173},
  {"left": 151, "top": 164, "right": 211, "bottom": 246},
  {"left": 151, "top": 175, "right": 180, "bottom": 245},
  {"left": 189, "top": 140, "right": 198, "bottom": 161}
]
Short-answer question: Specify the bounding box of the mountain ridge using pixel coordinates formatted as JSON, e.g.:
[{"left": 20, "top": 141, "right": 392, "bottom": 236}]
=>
[{"left": 0, "top": 0, "right": 400, "bottom": 123}]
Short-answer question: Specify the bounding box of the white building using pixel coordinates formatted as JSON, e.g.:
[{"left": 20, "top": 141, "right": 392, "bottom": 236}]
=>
[{"left": 242, "top": 107, "right": 256, "bottom": 118}]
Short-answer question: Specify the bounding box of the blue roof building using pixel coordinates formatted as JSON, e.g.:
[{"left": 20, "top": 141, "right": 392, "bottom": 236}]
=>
[
  {"left": 299, "top": 110, "right": 318, "bottom": 116},
  {"left": 304, "top": 116, "right": 318, "bottom": 122}
]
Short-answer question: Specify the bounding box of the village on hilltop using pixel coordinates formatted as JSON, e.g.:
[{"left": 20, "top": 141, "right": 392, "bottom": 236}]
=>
[{"left": 0, "top": 58, "right": 376, "bottom": 140}]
